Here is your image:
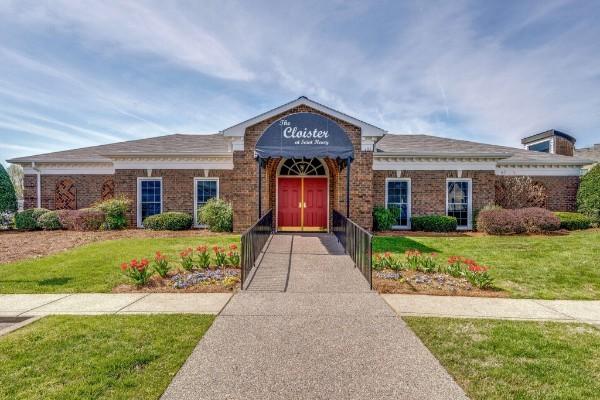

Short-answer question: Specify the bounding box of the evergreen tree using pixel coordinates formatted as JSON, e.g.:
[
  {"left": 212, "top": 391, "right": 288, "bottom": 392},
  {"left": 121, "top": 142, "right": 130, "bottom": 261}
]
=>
[{"left": 0, "top": 165, "right": 18, "bottom": 212}]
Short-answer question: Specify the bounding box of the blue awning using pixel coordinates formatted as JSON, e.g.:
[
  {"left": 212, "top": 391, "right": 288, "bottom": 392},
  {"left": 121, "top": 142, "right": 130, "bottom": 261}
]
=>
[{"left": 255, "top": 112, "right": 354, "bottom": 161}]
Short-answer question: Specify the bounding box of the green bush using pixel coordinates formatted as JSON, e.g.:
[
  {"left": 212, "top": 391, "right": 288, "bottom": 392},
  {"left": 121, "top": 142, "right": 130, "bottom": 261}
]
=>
[
  {"left": 577, "top": 164, "right": 600, "bottom": 222},
  {"left": 373, "top": 206, "right": 401, "bottom": 231},
  {"left": 198, "top": 198, "right": 233, "bottom": 232},
  {"left": 14, "top": 208, "right": 49, "bottom": 230},
  {"left": 143, "top": 212, "right": 193, "bottom": 231},
  {"left": 554, "top": 212, "right": 592, "bottom": 230},
  {"left": 0, "top": 166, "right": 17, "bottom": 213},
  {"left": 93, "top": 196, "right": 131, "bottom": 230},
  {"left": 37, "top": 211, "right": 63, "bottom": 230},
  {"left": 411, "top": 215, "right": 458, "bottom": 232}
]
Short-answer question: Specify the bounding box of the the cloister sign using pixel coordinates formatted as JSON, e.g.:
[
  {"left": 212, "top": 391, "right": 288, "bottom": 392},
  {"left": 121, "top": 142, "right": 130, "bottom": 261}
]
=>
[{"left": 255, "top": 112, "right": 354, "bottom": 160}]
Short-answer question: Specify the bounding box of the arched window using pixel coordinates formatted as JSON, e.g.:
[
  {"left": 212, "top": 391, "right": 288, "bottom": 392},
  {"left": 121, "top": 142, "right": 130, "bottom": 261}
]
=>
[
  {"left": 55, "top": 179, "right": 77, "bottom": 210},
  {"left": 101, "top": 178, "right": 115, "bottom": 200},
  {"left": 278, "top": 158, "right": 326, "bottom": 176}
]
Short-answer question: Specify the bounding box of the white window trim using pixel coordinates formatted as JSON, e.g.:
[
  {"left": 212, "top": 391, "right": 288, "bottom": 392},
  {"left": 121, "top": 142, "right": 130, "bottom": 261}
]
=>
[
  {"left": 525, "top": 138, "right": 554, "bottom": 154},
  {"left": 385, "top": 178, "right": 411, "bottom": 230},
  {"left": 446, "top": 178, "right": 472, "bottom": 230},
  {"left": 137, "top": 177, "right": 163, "bottom": 228},
  {"left": 194, "top": 177, "right": 219, "bottom": 228}
]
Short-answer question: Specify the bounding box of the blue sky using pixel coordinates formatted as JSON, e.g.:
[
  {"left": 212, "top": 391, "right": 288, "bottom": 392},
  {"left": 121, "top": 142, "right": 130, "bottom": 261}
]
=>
[{"left": 1, "top": 0, "right": 600, "bottom": 165}]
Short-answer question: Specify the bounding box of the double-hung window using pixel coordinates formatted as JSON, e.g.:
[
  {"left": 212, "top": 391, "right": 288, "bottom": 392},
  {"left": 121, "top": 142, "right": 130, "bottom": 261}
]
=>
[
  {"left": 446, "top": 178, "right": 472, "bottom": 229},
  {"left": 194, "top": 178, "right": 219, "bottom": 226},
  {"left": 137, "top": 178, "right": 162, "bottom": 227},
  {"left": 385, "top": 178, "right": 411, "bottom": 229}
]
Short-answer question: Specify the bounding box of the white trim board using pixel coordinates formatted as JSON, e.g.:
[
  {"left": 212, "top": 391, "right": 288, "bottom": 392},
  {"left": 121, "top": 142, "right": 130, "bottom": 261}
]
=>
[
  {"left": 384, "top": 177, "right": 411, "bottom": 230},
  {"left": 496, "top": 167, "right": 583, "bottom": 176},
  {"left": 136, "top": 177, "right": 163, "bottom": 228},
  {"left": 373, "top": 160, "right": 498, "bottom": 171}
]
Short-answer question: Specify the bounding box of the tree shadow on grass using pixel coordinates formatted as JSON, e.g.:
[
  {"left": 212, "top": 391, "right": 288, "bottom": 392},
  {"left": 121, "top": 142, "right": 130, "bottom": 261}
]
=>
[
  {"left": 373, "top": 237, "right": 440, "bottom": 254},
  {"left": 0, "top": 277, "right": 73, "bottom": 287}
]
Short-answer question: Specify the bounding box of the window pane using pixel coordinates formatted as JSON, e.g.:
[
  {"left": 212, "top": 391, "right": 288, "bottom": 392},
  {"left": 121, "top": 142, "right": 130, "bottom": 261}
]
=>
[
  {"left": 140, "top": 180, "right": 161, "bottom": 222},
  {"left": 528, "top": 140, "right": 551, "bottom": 153},
  {"left": 386, "top": 181, "right": 409, "bottom": 226},
  {"left": 447, "top": 181, "right": 469, "bottom": 227},
  {"left": 196, "top": 180, "right": 218, "bottom": 207}
]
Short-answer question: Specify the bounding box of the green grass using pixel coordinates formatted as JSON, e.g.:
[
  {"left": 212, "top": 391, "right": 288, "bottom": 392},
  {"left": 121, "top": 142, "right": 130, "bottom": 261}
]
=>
[
  {"left": 0, "top": 314, "right": 214, "bottom": 400},
  {"left": 405, "top": 317, "right": 600, "bottom": 400},
  {"left": 0, "top": 235, "right": 239, "bottom": 293},
  {"left": 374, "top": 230, "right": 600, "bottom": 299}
]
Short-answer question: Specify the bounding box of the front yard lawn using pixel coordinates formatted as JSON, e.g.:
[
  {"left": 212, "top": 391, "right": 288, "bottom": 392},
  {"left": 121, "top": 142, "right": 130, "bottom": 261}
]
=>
[
  {"left": 406, "top": 317, "right": 600, "bottom": 400},
  {"left": 0, "top": 314, "right": 214, "bottom": 400},
  {"left": 374, "top": 230, "right": 600, "bottom": 299},
  {"left": 0, "top": 235, "right": 238, "bottom": 293}
]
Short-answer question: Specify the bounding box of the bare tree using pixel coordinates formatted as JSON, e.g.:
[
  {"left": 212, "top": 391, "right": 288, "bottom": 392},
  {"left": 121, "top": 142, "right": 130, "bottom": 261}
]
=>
[
  {"left": 495, "top": 176, "right": 548, "bottom": 209},
  {"left": 7, "top": 164, "right": 24, "bottom": 200}
]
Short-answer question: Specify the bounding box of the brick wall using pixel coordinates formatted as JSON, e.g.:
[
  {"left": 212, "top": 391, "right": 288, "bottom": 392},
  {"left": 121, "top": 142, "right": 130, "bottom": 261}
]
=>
[
  {"left": 234, "top": 104, "right": 373, "bottom": 231},
  {"left": 373, "top": 170, "right": 496, "bottom": 216},
  {"left": 23, "top": 174, "right": 112, "bottom": 210},
  {"left": 114, "top": 169, "right": 235, "bottom": 227}
]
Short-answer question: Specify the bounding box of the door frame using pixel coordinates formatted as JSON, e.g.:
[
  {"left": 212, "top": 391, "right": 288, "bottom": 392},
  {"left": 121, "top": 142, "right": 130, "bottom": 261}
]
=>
[{"left": 275, "top": 159, "right": 329, "bottom": 232}]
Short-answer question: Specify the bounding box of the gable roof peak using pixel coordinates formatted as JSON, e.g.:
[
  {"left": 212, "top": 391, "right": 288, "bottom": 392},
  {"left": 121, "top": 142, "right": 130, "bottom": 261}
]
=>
[{"left": 221, "top": 96, "right": 386, "bottom": 138}]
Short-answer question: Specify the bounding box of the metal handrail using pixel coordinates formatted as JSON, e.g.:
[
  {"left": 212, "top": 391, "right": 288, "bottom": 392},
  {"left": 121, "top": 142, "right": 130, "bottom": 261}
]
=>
[
  {"left": 332, "top": 209, "right": 373, "bottom": 289},
  {"left": 240, "top": 209, "right": 273, "bottom": 287}
]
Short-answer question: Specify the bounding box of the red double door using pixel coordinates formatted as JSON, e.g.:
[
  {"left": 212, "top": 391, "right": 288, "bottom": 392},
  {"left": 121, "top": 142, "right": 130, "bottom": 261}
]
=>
[{"left": 277, "top": 177, "right": 328, "bottom": 231}]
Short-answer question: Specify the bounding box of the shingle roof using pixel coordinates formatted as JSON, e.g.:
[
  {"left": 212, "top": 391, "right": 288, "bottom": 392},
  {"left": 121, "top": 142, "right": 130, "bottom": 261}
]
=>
[
  {"left": 376, "top": 134, "right": 592, "bottom": 165},
  {"left": 575, "top": 145, "right": 600, "bottom": 162},
  {"left": 7, "top": 131, "right": 593, "bottom": 167},
  {"left": 7, "top": 133, "right": 230, "bottom": 163}
]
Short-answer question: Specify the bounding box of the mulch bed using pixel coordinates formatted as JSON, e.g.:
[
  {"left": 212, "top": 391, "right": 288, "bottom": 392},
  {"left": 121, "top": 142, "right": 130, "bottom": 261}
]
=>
[
  {"left": 373, "top": 269, "right": 508, "bottom": 298},
  {"left": 0, "top": 229, "right": 223, "bottom": 264},
  {"left": 113, "top": 268, "right": 241, "bottom": 293}
]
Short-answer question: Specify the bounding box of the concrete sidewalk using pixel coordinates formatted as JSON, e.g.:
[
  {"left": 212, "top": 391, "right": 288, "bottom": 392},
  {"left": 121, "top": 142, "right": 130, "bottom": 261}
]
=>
[
  {"left": 0, "top": 293, "right": 232, "bottom": 316},
  {"left": 383, "top": 294, "right": 600, "bottom": 325},
  {"left": 162, "top": 234, "right": 467, "bottom": 400}
]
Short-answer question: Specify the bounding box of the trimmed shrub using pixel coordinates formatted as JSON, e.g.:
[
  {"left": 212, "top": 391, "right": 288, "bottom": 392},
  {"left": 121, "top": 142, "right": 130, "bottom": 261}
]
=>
[
  {"left": 477, "top": 207, "right": 560, "bottom": 235},
  {"left": 518, "top": 208, "right": 561, "bottom": 234},
  {"left": 14, "top": 208, "right": 49, "bottom": 230},
  {"left": 477, "top": 208, "right": 525, "bottom": 234},
  {"left": 554, "top": 212, "right": 592, "bottom": 230},
  {"left": 198, "top": 198, "right": 233, "bottom": 232},
  {"left": 57, "top": 209, "right": 105, "bottom": 231},
  {"left": 93, "top": 196, "right": 131, "bottom": 230},
  {"left": 0, "top": 166, "right": 17, "bottom": 213},
  {"left": 143, "top": 212, "right": 193, "bottom": 231},
  {"left": 577, "top": 164, "right": 600, "bottom": 222},
  {"left": 37, "top": 211, "right": 63, "bottom": 230},
  {"left": 373, "top": 206, "right": 401, "bottom": 231},
  {"left": 411, "top": 215, "right": 458, "bottom": 232}
]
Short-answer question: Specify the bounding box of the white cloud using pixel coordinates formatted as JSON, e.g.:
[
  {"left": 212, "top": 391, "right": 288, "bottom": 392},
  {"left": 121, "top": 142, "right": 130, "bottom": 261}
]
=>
[{"left": 3, "top": 1, "right": 253, "bottom": 81}]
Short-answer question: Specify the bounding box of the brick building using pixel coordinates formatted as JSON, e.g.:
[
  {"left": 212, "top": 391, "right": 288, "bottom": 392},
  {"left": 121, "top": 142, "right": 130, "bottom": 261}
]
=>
[{"left": 8, "top": 97, "right": 592, "bottom": 232}]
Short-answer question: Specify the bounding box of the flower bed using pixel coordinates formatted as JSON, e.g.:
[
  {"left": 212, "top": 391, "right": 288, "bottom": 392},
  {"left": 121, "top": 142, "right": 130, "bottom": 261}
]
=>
[
  {"left": 114, "top": 243, "right": 241, "bottom": 293},
  {"left": 373, "top": 250, "right": 506, "bottom": 297}
]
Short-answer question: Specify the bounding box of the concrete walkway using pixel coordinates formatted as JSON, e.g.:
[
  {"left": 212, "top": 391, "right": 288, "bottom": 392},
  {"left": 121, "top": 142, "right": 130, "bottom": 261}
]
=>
[
  {"left": 162, "top": 234, "right": 467, "bottom": 400},
  {"left": 0, "top": 293, "right": 232, "bottom": 316},
  {"left": 383, "top": 294, "right": 600, "bottom": 325}
]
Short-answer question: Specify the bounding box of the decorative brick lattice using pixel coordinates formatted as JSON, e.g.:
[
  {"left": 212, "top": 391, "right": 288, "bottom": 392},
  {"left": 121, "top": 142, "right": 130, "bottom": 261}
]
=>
[
  {"left": 101, "top": 178, "right": 115, "bottom": 200},
  {"left": 55, "top": 179, "right": 77, "bottom": 210}
]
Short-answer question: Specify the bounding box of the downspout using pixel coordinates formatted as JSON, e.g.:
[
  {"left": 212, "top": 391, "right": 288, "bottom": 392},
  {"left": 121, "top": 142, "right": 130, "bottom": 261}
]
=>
[{"left": 32, "top": 162, "right": 41, "bottom": 208}]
